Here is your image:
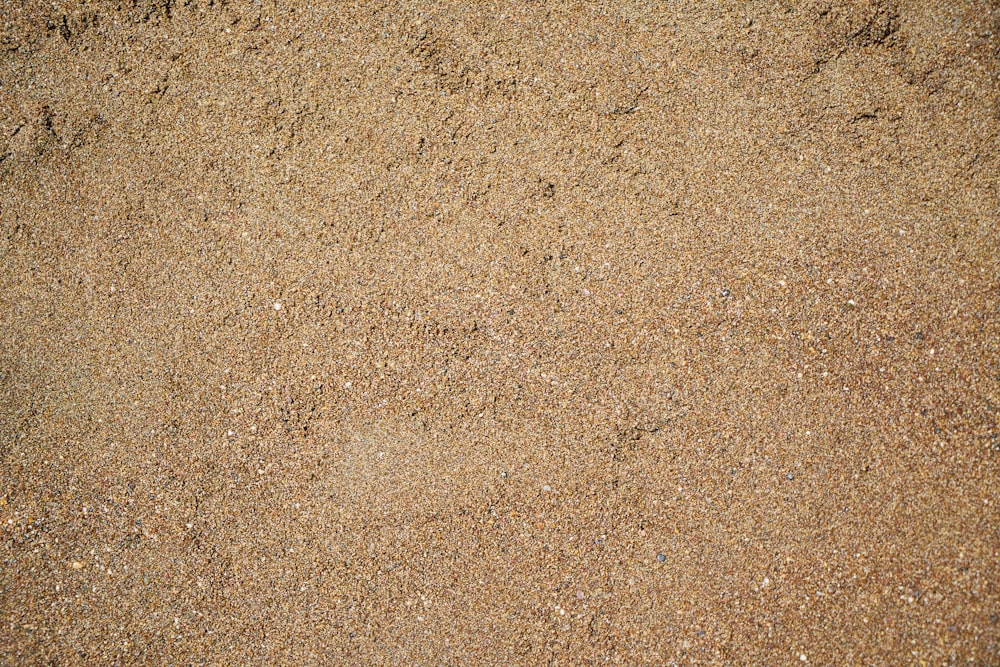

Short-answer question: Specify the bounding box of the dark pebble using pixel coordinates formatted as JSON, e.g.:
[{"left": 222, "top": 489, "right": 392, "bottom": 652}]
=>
[{"left": 657, "top": 553, "right": 667, "bottom": 563}]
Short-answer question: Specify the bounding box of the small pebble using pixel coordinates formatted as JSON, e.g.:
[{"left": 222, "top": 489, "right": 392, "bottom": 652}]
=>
[
  {"left": 720, "top": 288, "right": 730, "bottom": 297},
  {"left": 273, "top": 302, "right": 282, "bottom": 311},
  {"left": 787, "top": 473, "right": 794, "bottom": 480},
  {"left": 657, "top": 553, "right": 667, "bottom": 563}
]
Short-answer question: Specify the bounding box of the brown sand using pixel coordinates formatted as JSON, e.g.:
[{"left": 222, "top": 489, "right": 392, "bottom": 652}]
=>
[{"left": 2, "top": 0, "right": 998, "bottom": 664}]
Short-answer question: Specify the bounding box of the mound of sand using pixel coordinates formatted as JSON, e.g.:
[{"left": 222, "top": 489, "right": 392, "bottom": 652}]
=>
[{"left": 2, "top": 1, "right": 998, "bottom": 663}]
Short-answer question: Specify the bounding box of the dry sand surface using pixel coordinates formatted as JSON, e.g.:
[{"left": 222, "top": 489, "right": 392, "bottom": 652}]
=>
[{"left": 1, "top": 0, "right": 999, "bottom": 664}]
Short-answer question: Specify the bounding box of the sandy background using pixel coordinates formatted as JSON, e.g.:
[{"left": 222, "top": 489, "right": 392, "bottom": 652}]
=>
[{"left": 1, "top": 0, "right": 998, "bottom": 664}]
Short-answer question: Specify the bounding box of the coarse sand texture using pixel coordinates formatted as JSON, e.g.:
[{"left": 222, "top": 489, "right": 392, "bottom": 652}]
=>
[{"left": 1, "top": 1, "right": 998, "bottom": 664}]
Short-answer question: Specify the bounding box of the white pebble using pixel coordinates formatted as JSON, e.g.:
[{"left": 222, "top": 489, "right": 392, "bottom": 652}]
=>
[{"left": 274, "top": 302, "right": 282, "bottom": 311}]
